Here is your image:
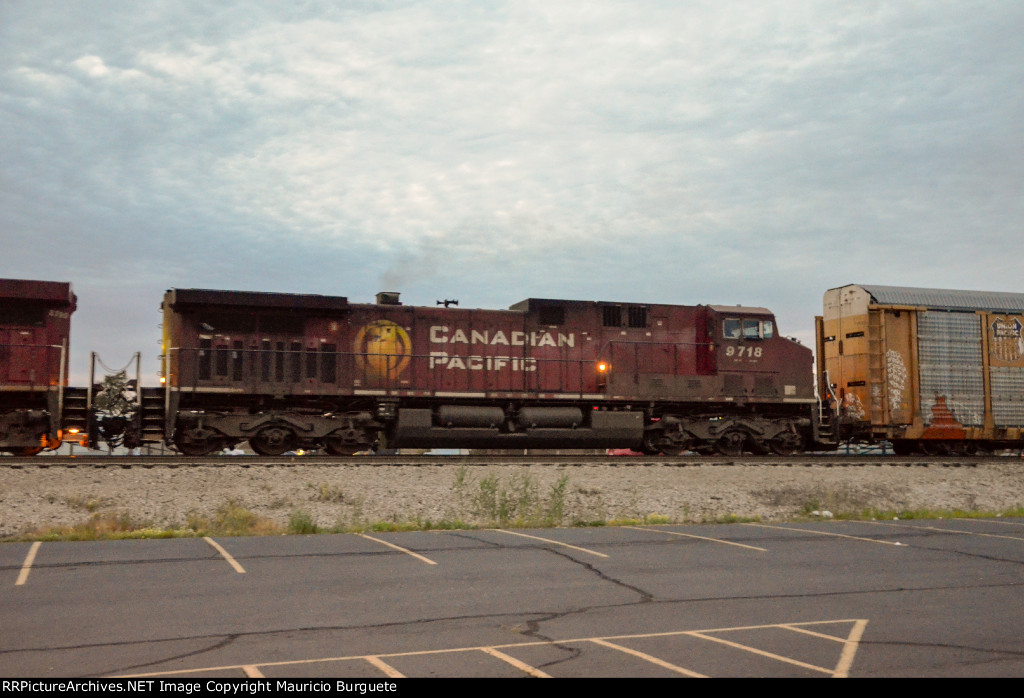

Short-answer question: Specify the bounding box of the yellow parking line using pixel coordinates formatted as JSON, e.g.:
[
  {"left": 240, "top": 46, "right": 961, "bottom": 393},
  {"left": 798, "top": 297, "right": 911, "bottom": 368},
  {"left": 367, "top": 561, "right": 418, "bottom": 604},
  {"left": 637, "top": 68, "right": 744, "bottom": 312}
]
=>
[
  {"left": 242, "top": 665, "right": 264, "bottom": 678},
  {"left": 589, "top": 638, "right": 706, "bottom": 677},
  {"left": 114, "top": 619, "right": 866, "bottom": 678},
  {"left": 861, "top": 519, "right": 1024, "bottom": 542},
  {"left": 686, "top": 631, "right": 833, "bottom": 675},
  {"left": 492, "top": 530, "right": 609, "bottom": 558},
  {"left": 743, "top": 523, "right": 903, "bottom": 546},
  {"left": 480, "top": 647, "right": 551, "bottom": 678},
  {"left": 203, "top": 537, "right": 246, "bottom": 573},
  {"left": 957, "top": 518, "right": 1024, "bottom": 527},
  {"left": 15, "top": 541, "right": 41, "bottom": 586},
  {"left": 833, "top": 619, "right": 869, "bottom": 679},
  {"left": 365, "top": 656, "right": 405, "bottom": 678},
  {"left": 358, "top": 534, "right": 437, "bottom": 565},
  {"left": 623, "top": 525, "right": 767, "bottom": 552}
]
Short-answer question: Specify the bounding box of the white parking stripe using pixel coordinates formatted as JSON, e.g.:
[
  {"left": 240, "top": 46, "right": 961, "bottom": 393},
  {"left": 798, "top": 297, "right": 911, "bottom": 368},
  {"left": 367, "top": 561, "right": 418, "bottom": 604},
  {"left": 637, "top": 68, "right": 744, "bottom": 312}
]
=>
[
  {"left": 862, "top": 519, "right": 1024, "bottom": 542},
  {"left": 686, "top": 631, "right": 833, "bottom": 674},
  {"left": 493, "top": 529, "right": 609, "bottom": 558},
  {"left": 743, "top": 523, "right": 903, "bottom": 546},
  {"left": 15, "top": 541, "right": 41, "bottom": 586},
  {"left": 957, "top": 518, "right": 1024, "bottom": 527},
  {"left": 589, "top": 638, "right": 706, "bottom": 677},
  {"left": 358, "top": 534, "right": 438, "bottom": 565},
  {"left": 203, "top": 537, "right": 246, "bottom": 573},
  {"left": 480, "top": 647, "right": 552, "bottom": 678},
  {"left": 365, "top": 656, "right": 405, "bottom": 678},
  {"left": 623, "top": 525, "right": 767, "bottom": 552}
]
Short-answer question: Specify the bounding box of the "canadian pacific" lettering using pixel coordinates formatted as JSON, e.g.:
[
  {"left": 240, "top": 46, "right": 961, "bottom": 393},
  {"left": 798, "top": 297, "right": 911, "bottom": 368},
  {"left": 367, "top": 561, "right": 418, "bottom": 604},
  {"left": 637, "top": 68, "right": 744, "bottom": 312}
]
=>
[
  {"left": 429, "top": 326, "right": 575, "bottom": 347},
  {"left": 427, "top": 325, "right": 575, "bottom": 372}
]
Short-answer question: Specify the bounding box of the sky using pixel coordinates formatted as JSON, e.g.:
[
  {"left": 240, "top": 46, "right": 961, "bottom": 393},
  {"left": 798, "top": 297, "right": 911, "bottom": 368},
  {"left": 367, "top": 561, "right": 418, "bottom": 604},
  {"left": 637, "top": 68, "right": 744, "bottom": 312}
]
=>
[{"left": 2, "top": 1, "right": 1022, "bottom": 385}]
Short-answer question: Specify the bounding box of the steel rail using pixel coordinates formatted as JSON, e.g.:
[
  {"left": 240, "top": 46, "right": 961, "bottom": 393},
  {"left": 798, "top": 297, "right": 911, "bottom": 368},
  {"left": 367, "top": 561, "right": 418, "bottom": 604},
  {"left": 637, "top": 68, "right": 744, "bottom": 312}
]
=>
[{"left": 0, "top": 454, "right": 997, "bottom": 468}]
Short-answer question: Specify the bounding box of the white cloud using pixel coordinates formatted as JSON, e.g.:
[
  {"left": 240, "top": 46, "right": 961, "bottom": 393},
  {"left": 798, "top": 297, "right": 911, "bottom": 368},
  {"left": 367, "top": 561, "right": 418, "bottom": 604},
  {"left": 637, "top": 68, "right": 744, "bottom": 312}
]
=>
[{"left": 1, "top": 1, "right": 1022, "bottom": 383}]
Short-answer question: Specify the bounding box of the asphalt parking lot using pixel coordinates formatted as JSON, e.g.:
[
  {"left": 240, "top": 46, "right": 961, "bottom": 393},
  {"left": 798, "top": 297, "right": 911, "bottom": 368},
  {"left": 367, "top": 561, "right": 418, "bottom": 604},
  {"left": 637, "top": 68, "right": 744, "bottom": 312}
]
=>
[{"left": 4, "top": 518, "right": 1024, "bottom": 677}]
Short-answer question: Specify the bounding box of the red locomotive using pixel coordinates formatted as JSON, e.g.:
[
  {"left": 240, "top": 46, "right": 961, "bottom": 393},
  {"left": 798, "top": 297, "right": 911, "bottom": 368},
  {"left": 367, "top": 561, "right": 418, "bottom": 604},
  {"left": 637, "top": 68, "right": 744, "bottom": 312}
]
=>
[
  {"left": 0, "top": 279, "right": 79, "bottom": 455},
  {"left": 160, "top": 288, "right": 833, "bottom": 456}
]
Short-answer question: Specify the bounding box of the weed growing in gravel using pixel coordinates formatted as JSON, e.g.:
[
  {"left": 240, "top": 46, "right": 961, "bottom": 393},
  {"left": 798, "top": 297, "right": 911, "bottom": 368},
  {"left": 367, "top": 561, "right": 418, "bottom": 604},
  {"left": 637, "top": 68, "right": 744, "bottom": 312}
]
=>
[
  {"left": 606, "top": 513, "right": 674, "bottom": 526},
  {"left": 288, "top": 510, "right": 319, "bottom": 534},
  {"left": 64, "top": 495, "right": 109, "bottom": 513},
  {"left": 711, "top": 514, "right": 761, "bottom": 524},
  {"left": 186, "top": 500, "right": 282, "bottom": 537},
  {"left": 26, "top": 512, "right": 190, "bottom": 541},
  {"left": 457, "top": 470, "right": 572, "bottom": 527},
  {"left": 310, "top": 482, "right": 347, "bottom": 503},
  {"left": 833, "top": 506, "right": 1024, "bottom": 521}
]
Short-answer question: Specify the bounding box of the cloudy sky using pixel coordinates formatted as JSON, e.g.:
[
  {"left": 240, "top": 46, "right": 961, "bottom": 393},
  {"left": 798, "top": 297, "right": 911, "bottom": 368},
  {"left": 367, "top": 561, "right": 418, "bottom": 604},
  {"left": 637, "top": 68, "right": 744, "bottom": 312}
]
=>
[{"left": 2, "top": 1, "right": 1022, "bottom": 384}]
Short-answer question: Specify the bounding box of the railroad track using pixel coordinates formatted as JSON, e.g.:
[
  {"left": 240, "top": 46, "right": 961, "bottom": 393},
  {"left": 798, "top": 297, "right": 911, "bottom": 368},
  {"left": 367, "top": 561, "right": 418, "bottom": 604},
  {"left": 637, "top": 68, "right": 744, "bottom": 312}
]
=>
[{"left": 0, "top": 453, "right": 1001, "bottom": 468}]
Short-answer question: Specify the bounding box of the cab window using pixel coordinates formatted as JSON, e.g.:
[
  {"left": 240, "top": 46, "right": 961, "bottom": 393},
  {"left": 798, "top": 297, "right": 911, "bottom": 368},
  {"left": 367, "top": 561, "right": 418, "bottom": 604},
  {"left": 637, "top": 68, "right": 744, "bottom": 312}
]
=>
[{"left": 725, "top": 318, "right": 774, "bottom": 339}]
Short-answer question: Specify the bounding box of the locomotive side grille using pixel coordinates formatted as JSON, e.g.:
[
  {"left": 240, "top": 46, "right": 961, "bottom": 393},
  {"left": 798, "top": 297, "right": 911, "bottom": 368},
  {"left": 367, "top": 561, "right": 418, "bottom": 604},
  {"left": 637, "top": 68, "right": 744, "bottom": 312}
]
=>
[{"left": 321, "top": 344, "right": 337, "bottom": 383}]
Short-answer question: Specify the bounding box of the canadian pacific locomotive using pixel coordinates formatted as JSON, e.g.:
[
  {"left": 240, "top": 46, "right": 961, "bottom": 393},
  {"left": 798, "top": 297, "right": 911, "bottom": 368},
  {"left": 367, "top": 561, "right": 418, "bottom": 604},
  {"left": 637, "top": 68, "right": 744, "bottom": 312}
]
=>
[{"left": 161, "top": 288, "right": 833, "bottom": 456}]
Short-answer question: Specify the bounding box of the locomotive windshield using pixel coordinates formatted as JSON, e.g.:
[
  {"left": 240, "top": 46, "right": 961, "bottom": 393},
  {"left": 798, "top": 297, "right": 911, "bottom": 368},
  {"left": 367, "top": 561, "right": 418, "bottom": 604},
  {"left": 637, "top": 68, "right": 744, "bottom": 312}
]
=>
[{"left": 724, "top": 318, "right": 774, "bottom": 339}]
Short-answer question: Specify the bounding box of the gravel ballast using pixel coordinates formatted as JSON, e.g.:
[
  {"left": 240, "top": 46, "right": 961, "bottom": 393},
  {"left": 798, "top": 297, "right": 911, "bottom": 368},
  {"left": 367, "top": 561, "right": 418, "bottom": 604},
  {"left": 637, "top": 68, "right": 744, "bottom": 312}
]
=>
[{"left": 3, "top": 459, "right": 1024, "bottom": 537}]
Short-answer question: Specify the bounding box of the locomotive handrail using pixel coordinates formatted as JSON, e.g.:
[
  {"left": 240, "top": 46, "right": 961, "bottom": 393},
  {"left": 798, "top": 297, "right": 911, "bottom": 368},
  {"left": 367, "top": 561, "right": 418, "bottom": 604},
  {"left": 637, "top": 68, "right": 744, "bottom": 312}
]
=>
[
  {"left": 164, "top": 339, "right": 741, "bottom": 400},
  {"left": 168, "top": 345, "right": 611, "bottom": 396}
]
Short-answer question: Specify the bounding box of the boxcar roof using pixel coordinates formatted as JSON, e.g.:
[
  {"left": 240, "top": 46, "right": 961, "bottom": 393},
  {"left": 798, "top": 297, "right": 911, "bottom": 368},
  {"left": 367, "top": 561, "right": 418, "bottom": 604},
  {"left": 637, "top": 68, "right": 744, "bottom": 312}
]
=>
[{"left": 844, "top": 284, "right": 1024, "bottom": 313}]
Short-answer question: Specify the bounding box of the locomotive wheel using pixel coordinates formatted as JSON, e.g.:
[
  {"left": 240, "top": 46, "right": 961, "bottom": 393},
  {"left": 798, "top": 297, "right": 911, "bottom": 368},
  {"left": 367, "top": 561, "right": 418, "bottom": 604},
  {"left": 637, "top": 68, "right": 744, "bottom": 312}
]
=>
[
  {"left": 715, "top": 430, "right": 746, "bottom": 456},
  {"left": 641, "top": 431, "right": 663, "bottom": 455},
  {"left": 769, "top": 432, "right": 804, "bottom": 456},
  {"left": 249, "top": 426, "right": 298, "bottom": 456},
  {"left": 324, "top": 438, "right": 362, "bottom": 456},
  {"left": 642, "top": 430, "right": 689, "bottom": 456},
  {"left": 747, "top": 438, "right": 770, "bottom": 455}
]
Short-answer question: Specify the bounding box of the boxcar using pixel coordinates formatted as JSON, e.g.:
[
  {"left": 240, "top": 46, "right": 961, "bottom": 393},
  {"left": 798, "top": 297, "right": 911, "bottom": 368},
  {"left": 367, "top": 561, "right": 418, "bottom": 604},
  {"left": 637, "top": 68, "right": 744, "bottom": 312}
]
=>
[
  {"left": 816, "top": 284, "right": 1024, "bottom": 454},
  {"left": 161, "top": 288, "right": 831, "bottom": 456},
  {"left": 0, "top": 279, "right": 76, "bottom": 454}
]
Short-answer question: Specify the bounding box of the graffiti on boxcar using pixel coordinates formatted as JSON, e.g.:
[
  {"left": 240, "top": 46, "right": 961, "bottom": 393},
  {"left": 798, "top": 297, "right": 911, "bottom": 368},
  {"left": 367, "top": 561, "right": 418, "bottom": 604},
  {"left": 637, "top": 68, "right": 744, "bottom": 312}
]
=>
[
  {"left": 885, "top": 349, "right": 908, "bottom": 413},
  {"left": 990, "top": 316, "right": 1024, "bottom": 362}
]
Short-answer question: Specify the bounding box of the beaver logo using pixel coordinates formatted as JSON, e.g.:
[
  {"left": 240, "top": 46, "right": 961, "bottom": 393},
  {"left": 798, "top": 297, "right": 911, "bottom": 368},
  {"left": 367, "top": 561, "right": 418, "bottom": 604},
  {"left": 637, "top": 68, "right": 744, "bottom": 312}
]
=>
[{"left": 354, "top": 320, "right": 411, "bottom": 380}]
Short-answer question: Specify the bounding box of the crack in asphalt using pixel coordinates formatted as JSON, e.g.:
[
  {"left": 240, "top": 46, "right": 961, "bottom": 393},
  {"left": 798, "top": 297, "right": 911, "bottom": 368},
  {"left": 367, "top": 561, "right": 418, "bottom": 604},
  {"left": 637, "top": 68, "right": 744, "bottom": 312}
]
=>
[
  {"left": 94, "top": 635, "right": 240, "bottom": 678},
  {"left": 7, "top": 527, "right": 1024, "bottom": 676},
  {"left": 5, "top": 577, "right": 1024, "bottom": 676},
  {"left": 512, "top": 546, "right": 655, "bottom": 670}
]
